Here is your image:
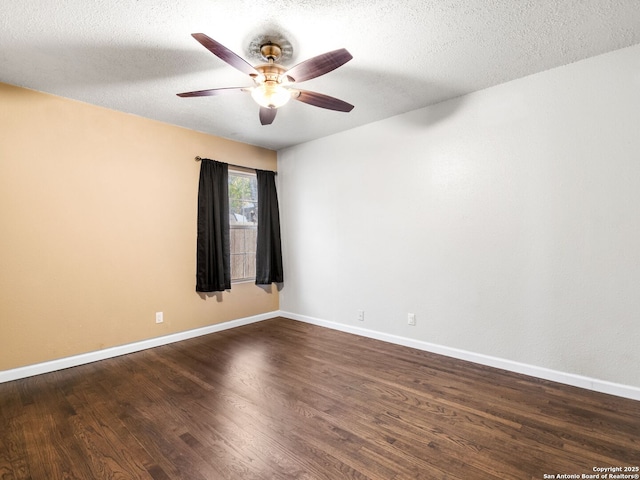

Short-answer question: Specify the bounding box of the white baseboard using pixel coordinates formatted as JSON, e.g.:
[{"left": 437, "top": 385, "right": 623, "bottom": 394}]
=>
[
  {"left": 0, "top": 311, "right": 278, "bottom": 384},
  {"left": 279, "top": 311, "right": 640, "bottom": 402},
  {"left": 5, "top": 310, "right": 640, "bottom": 402}
]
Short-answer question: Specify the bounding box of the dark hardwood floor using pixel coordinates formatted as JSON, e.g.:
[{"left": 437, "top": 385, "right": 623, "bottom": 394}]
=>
[{"left": 1, "top": 317, "right": 639, "bottom": 479}]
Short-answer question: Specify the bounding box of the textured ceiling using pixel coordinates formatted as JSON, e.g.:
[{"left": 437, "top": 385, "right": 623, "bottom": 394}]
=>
[{"left": 2, "top": 0, "right": 640, "bottom": 150}]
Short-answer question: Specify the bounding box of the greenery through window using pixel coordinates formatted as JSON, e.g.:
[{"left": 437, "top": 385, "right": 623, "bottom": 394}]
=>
[{"left": 229, "top": 170, "right": 258, "bottom": 282}]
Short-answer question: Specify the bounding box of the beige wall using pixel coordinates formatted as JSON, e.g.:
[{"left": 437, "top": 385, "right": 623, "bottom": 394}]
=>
[{"left": 0, "top": 82, "right": 278, "bottom": 371}]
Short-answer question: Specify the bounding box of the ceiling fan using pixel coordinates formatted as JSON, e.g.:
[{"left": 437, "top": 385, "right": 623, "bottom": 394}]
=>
[{"left": 177, "top": 33, "right": 354, "bottom": 125}]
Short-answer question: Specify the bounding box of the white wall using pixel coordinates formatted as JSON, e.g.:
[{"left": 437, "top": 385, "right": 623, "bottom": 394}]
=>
[{"left": 277, "top": 43, "right": 640, "bottom": 389}]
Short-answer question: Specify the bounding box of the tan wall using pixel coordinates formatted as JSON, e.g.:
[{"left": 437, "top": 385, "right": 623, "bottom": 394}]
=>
[{"left": 0, "top": 82, "right": 278, "bottom": 371}]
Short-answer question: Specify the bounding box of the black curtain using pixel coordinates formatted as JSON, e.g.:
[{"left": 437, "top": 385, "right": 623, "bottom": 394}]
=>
[
  {"left": 255, "top": 169, "right": 283, "bottom": 285},
  {"left": 196, "top": 159, "right": 230, "bottom": 292}
]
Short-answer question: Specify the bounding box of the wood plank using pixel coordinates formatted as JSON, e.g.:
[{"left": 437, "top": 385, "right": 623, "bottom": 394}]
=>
[{"left": 0, "top": 317, "right": 638, "bottom": 479}]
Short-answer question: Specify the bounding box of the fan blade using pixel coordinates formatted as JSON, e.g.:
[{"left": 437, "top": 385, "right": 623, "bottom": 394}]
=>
[
  {"left": 177, "top": 87, "right": 247, "bottom": 97},
  {"left": 285, "top": 48, "right": 353, "bottom": 83},
  {"left": 294, "top": 90, "right": 354, "bottom": 112},
  {"left": 259, "top": 107, "right": 277, "bottom": 125},
  {"left": 192, "top": 33, "right": 259, "bottom": 77}
]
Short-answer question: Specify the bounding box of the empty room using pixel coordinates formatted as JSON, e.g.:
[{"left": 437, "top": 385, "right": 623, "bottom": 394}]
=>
[{"left": 1, "top": 1, "right": 639, "bottom": 479}]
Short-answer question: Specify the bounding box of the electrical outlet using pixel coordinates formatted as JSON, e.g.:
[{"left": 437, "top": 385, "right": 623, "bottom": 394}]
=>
[
  {"left": 408, "top": 313, "right": 416, "bottom": 326},
  {"left": 155, "top": 312, "right": 164, "bottom": 324},
  {"left": 357, "top": 310, "right": 365, "bottom": 321}
]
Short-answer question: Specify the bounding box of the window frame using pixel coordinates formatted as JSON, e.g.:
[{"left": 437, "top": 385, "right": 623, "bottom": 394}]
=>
[{"left": 228, "top": 168, "right": 258, "bottom": 283}]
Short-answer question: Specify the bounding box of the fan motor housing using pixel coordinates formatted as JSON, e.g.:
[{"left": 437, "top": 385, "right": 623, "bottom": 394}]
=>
[{"left": 255, "top": 63, "right": 287, "bottom": 83}]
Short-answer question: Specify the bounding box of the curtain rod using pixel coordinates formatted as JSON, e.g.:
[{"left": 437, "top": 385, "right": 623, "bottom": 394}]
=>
[{"left": 195, "top": 156, "right": 276, "bottom": 175}]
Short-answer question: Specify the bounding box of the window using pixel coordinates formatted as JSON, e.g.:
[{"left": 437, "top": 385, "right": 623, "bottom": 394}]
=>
[{"left": 228, "top": 170, "right": 258, "bottom": 282}]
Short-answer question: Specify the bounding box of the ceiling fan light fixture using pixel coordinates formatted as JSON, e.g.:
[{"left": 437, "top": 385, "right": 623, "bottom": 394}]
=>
[
  {"left": 251, "top": 81, "right": 291, "bottom": 109},
  {"left": 177, "top": 34, "right": 354, "bottom": 124}
]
